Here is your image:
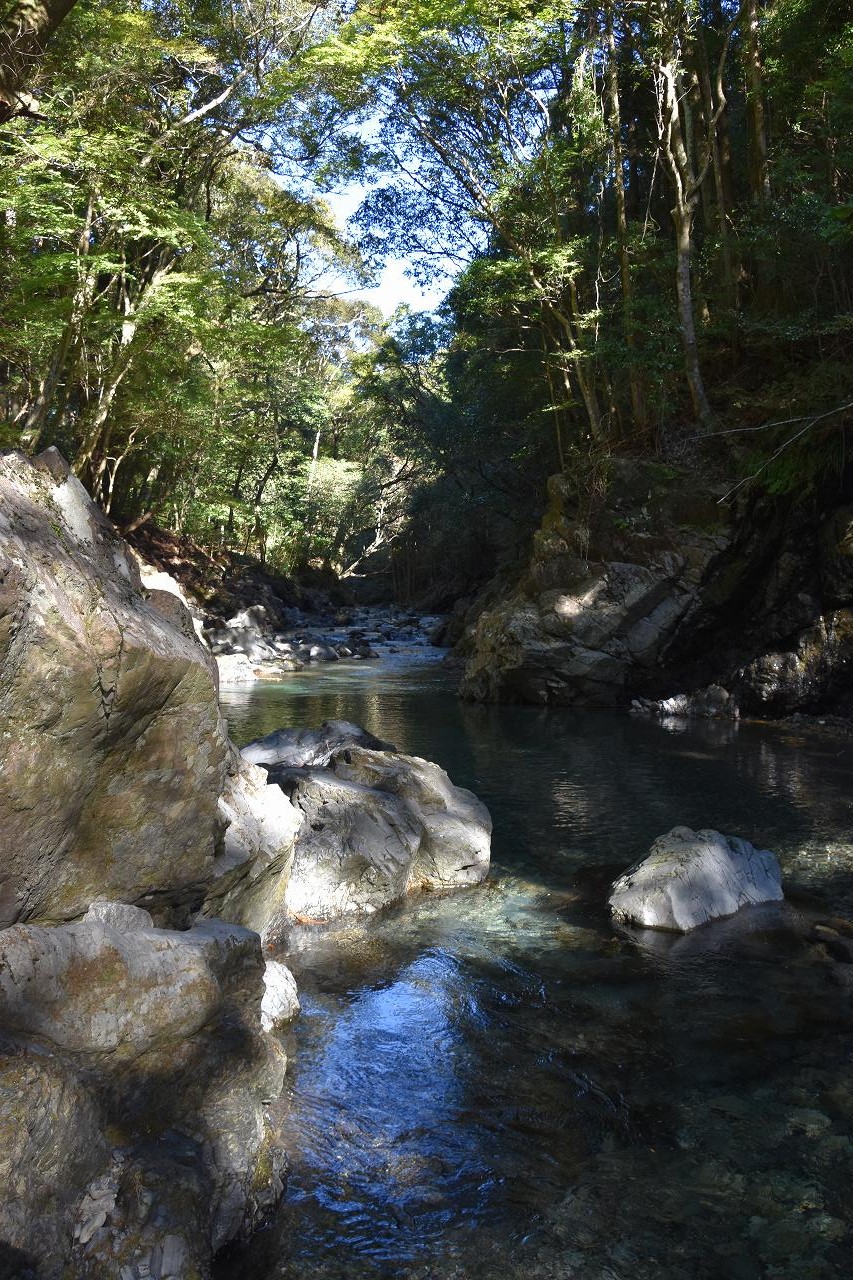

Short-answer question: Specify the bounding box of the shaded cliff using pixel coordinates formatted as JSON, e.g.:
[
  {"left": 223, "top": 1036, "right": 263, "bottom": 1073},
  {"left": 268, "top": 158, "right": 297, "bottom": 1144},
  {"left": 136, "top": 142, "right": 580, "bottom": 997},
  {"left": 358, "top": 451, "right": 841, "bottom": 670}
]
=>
[{"left": 456, "top": 460, "right": 853, "bottom": 717}]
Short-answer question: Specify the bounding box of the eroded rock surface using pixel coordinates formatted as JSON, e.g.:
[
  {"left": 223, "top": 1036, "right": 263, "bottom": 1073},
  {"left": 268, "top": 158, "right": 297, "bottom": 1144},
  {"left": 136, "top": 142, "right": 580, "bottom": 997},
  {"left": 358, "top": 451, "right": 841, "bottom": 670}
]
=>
[
  {"left": 0, "top": 448, "right": 228, "bottom": 926},
  {"left": 609, "top": 827, "right": 784, "bottom": 932},
  {"left": 243, "top": 719, "right": 395, "bottom": 769},
  {"left": 244, "top": 725, "right": 492, "bottom": 933},
  {"left": 0, "top": 909, "right": 285, "bottom": 1279},
  {"left": 203, "top": 747, "right": 303, "bottom": 934},
  {"left": 457, "top": 462, "right": 853, "bottom": 715},
  {"left": 261, "top": 960, "right": 301, "bottom": 1031}
]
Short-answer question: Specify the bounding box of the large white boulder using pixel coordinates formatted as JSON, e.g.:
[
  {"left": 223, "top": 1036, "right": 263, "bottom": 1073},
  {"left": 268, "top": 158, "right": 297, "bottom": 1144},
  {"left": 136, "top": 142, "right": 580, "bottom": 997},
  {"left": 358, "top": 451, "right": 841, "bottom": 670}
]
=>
[
  {"left": 609, "top": 826, "right": 783, "bottom": 932},
  {"left": 278, "top": 748, "right": 490, "bottom": 929},
  {"left": 243, "top": 726, "right": 492, "bottom": 933}
]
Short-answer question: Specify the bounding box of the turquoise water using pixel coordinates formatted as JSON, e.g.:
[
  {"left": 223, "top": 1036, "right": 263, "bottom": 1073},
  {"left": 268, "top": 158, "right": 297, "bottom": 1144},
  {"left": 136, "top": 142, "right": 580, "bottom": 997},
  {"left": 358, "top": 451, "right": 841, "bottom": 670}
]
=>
[{"left": 216, "top": 658, "right": 853, "bottom": 1280}]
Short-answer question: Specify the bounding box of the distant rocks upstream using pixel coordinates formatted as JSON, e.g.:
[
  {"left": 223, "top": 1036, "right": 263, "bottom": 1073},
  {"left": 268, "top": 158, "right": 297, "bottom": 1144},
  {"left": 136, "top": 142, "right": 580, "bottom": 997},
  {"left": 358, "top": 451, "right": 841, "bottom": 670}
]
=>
[
  {"left": 209, "top": 603, "right": 445, "bottom": 684},
  {"left": 0, "top": 449, "right": 492, "bottom": 1279}
]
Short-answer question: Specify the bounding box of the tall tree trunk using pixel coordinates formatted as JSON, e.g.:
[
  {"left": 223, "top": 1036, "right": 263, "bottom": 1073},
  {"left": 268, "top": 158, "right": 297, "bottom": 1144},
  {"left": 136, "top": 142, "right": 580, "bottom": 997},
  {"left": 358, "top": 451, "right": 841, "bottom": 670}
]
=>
[
  {"left": 605, "top": 0, "right": 647, "bottom": 435},
  {"left": 0, "top": 0, "right": 78, "bottom": 119},
  {"left": 745, "top": 0, "right": 770, "bottom": 205},
  {"left": 673, "top": 206, "right": 713, "bottom": 426},
  {"left": 695, "top": 29, "right": 737, "bottom": 308},
  {"left": 75, "top": 261, "right": 173, "bottom": 495},
  {"left": 656, "top": 56, "right": 714, "bottom": 428}
]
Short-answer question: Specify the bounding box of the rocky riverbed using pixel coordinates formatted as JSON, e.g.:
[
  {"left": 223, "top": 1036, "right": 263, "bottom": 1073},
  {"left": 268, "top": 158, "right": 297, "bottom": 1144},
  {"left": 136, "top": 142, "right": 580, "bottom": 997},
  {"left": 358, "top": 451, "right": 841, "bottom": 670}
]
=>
[
  {"left": 0, "top": 449, "right": 491, "bottom": 1279},
  {"left": 209, "top": 604, "right": 446, "bottom": 686}
]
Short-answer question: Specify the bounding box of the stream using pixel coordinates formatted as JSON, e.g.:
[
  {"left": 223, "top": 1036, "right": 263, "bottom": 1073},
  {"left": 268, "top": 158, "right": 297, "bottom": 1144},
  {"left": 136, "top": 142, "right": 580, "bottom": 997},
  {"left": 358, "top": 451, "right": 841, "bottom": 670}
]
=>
[{"left": 215, "top": 652, "right": 853, "bottom": 1280}]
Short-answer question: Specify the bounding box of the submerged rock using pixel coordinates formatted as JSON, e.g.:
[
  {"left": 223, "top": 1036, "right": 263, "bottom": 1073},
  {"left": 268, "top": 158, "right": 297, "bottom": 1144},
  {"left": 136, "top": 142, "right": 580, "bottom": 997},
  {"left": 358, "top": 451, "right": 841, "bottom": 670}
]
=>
[{"left": 609, "top": 827, "right": 783, "bottom": 931}]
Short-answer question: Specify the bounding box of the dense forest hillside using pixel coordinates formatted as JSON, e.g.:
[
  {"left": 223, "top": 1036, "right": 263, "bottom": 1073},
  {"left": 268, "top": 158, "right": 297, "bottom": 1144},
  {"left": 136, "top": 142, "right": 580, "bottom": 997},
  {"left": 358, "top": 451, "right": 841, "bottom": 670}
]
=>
[{"left": 1, "top": 0, "right": 851, "bottom": 608}]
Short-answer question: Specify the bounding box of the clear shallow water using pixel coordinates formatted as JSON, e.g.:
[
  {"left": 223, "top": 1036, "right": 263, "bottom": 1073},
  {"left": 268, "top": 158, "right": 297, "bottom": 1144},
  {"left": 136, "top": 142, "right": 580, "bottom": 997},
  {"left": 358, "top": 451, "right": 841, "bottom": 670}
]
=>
[{"left": 216, "top": 658, "right": 853, "bottom": 1280}]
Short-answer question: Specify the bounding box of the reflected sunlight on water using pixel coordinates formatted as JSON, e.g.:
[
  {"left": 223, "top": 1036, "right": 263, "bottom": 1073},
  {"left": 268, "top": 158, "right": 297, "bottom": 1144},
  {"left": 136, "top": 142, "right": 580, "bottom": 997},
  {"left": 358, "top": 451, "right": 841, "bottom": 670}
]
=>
[{"left": 217, "top": 659, "right": 853, "bottom": 1280}]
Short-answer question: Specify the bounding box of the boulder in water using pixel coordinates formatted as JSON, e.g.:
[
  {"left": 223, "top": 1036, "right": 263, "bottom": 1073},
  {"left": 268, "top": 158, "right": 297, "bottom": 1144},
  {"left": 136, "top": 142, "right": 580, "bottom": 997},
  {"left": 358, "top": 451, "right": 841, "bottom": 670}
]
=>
[
  {"left": 243, "top": 719, "right": 396, "bottom": 769},
  {"left": 609, "top": 826, "right": 783, "bottom": 931},
  {"left": 252, "top": 731, "right": 492, "bottom": 931}
]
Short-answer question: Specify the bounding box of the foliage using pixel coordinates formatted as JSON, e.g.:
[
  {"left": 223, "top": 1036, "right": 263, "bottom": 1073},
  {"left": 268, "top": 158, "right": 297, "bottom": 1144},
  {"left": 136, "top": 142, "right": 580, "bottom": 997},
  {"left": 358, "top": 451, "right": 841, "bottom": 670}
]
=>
[{"left": 1, "top": 0, "right": 851, "bottom": 599}]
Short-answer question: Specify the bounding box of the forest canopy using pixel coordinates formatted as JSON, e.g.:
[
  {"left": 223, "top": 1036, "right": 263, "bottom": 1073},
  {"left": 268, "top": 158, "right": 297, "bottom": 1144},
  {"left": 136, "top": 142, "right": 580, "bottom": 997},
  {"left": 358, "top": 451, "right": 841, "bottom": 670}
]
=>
[{"left": 1, "top": 0, "right": 851, "bottom": 595}]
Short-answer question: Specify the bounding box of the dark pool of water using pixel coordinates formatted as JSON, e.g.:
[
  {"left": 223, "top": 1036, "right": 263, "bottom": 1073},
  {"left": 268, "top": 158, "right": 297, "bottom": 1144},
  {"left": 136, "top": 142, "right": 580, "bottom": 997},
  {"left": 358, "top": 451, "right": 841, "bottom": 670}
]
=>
[{"left": 216, "top": 658, "right": 853, "bottom": 1280}]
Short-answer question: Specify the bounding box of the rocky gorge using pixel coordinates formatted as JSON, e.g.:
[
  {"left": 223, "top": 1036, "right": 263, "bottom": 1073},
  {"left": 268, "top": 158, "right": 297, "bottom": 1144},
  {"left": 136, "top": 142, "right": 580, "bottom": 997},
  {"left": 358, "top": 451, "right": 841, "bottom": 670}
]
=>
[
  {"left": 449, "top": 460, "right": 853, "bottom": 720},
  {"left": 0, "top": 449, "right": 491, "bottom": 1279}
]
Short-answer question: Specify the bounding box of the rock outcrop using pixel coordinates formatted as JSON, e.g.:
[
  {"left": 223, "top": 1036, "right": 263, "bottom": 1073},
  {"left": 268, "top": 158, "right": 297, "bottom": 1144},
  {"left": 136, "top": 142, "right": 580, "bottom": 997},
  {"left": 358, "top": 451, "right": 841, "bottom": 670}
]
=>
[
  {"left": 0, "top": 448, "right": 229, "bottom": 926},
  {"left": 0, "top": 450, "right": 494, "bottom": 1276},
  {"left": 244, "top": 722, "right": 492, "bottom": 934},
  {"left": 0, "top": 448, "right": 306, "bottom": 934},
  {"left": 457, "top": 460, "right": 853, "bottom": 716},
  {"left": 609, "top": 827, "right": 784, "bottom": 931},
  {"left": 0, "top": 908, "right": 286, "bottom": 1279}
]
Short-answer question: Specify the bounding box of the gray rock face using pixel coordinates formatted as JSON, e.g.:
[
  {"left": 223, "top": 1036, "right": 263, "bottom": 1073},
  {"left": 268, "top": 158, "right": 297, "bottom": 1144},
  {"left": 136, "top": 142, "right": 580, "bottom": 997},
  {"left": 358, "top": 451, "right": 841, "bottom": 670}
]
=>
[
  {"left": 0, "top": 449, "right": 229, "bottom": 926},
  {"left": 0, "top": 914, "right": 260, "bottom": 1057},
  {"left": 258, "top": 737, "right": 492, "bottom": 931},
  {"left": 243, "top": 719, "right": 396, "bottom": 769},
  {"left": 0, "top": 909, "right": 286, "bottom": 1279},
  {"left": 0, "top": 1044, "right": 108, "bottom": 1276},
  {"left": 459, "top": 463, "right": 731, "bottom": 706},
  {"left": 203, "top": 748, "right": 303, "bottom": 934},
  {"left": 457, "top": 463, "right": 853, "bottom": 715},
  {"left": 609, "top": 827, "right": 784, "bottom": 932}
]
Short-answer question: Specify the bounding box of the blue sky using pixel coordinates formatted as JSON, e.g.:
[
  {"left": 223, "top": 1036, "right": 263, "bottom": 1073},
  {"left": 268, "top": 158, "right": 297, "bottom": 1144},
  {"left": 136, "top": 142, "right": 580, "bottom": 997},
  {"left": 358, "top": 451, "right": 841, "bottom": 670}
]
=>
[{"left": 322, "top": 185, "right": 450, "bottom": 316}]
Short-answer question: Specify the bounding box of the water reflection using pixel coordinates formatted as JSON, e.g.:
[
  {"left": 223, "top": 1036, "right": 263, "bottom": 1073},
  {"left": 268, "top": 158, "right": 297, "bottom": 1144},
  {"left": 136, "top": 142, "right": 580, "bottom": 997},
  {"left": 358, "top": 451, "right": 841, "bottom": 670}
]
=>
[{"left": 217, "top": 661, "right": 853, "bottom": 1279}]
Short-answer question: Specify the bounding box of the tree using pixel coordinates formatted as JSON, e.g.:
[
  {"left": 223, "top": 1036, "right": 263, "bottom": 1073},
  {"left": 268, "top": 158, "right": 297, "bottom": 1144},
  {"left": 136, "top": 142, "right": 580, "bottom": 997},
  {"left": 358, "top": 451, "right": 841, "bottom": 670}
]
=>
[{"left": 0, "top": 0, "right": 79, "bottom": 120}]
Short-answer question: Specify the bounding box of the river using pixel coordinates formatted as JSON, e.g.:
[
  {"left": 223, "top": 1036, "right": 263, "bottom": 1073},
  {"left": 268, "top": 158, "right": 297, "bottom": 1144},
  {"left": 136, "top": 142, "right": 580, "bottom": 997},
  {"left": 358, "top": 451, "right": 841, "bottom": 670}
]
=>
[{"left": 215, "top": 652, "right": 853, "bottom": 1280}]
